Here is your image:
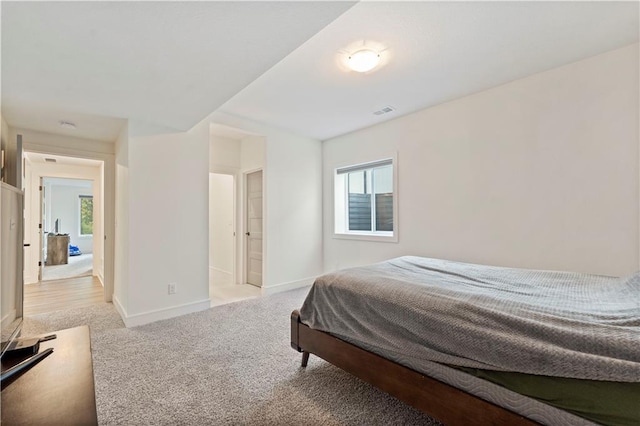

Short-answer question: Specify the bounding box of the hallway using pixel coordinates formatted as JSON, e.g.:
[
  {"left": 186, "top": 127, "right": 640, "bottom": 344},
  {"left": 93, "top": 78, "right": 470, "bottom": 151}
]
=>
[{"left": 24, "top": 275, "right": 103, "bottom": 316}]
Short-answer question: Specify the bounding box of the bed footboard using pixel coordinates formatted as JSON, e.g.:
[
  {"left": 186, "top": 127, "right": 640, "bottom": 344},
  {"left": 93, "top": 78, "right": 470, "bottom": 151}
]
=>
[{"left": 290, "top": 309, "right": 538, "bottom": 426}]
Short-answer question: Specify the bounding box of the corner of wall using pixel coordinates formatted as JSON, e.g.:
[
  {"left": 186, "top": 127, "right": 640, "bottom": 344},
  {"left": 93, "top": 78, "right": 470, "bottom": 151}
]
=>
[{"left": 114, "top": 297, "right": 210, "bottom": 328}]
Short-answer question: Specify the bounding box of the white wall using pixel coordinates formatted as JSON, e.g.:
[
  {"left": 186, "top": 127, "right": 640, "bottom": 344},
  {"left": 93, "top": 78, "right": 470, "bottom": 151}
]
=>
[
  {"left": 241, "top": 135, "right": 265, "bottom": 172},
  {"left": 210, "top": 135, "right": 241, "bottom": 170},
  {"left": 209, "top": 173, "right": 234, "bottom": 285},
  {"left": 114, "top": 123, "right": 130, "bottom": 313},
  {"left": 46, "top": 180, "right": 94, "bottom": 254},
  {"left": 113, "top": 125, "right": 210, "bottom": 326},
  {"left": 323, "top": 44, "right": 639, "bottom": 277}
]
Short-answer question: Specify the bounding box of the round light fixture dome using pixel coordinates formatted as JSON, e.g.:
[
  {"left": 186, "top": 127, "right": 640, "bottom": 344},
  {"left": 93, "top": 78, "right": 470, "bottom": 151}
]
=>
[{"left": 348, "top": 49, "right": 380, "bottom": 73}]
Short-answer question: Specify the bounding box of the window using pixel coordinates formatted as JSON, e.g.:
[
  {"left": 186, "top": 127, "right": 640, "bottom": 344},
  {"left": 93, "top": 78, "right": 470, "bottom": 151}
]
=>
[
  {"left": 79, "top": 195, "right": 93, "bottom": 236},
  {"left": 334, "top": 157, "right": 397, "bottom": 241}
]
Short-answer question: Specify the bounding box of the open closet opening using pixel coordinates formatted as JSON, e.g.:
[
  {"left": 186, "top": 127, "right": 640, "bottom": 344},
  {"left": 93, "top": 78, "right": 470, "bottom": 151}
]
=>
[{"left": 208, "top": 123, "right": 264, "bottom": 306}]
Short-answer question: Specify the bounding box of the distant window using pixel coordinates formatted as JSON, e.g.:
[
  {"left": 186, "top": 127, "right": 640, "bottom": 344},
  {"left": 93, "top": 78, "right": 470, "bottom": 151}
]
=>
[
  {"left": 79, "top": 195, "right": 93, "bottom": 236},
  {"left": 334, "top": 157, "right": 397, "bottom": 241}
]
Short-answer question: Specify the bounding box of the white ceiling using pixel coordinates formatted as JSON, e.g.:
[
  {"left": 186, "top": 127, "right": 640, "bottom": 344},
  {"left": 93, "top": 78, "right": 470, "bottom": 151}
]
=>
[
  {"left": 220, "top": 1, "right": 640, "bottom": 140},
  {"left": 1, "top": 1, "right": 355, "bottom": 141},
  {"left": 2, "top": 2, "right": 638, "bottom": 143}
]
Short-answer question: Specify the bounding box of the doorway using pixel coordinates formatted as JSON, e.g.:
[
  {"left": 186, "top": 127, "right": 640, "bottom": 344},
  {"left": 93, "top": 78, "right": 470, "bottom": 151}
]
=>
[
  {"left": 208, "top": 170, "right": 260, "bottom": 306},
  {"left": 208, "top": 124, "right": 265, "bottom": 306},
  {"left": 40, "top": 177, "right": 94, "bottom": 281},
  {"left": 22, "top": 152, "right": 106, "bottom": 315}
]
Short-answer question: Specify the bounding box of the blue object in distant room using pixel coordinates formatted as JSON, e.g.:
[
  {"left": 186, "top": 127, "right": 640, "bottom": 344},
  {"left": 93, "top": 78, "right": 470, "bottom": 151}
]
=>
[{"left": 69, "top": 245, "right": 82, "bottom": 256}]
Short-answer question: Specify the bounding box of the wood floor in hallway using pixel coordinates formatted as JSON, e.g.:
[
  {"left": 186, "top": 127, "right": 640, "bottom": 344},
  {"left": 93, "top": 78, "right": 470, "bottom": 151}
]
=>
[{"left": 24, "top": 275, "right": 104, "bottom": 316}]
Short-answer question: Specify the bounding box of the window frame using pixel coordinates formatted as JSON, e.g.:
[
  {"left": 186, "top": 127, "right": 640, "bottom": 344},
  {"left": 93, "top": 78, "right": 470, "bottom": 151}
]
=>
[
  {"left": 78, "top": 195, "right": 93, "bottom": 237},
  {"left": 333, "top": 153, "right": 398, "bottom": 243}
]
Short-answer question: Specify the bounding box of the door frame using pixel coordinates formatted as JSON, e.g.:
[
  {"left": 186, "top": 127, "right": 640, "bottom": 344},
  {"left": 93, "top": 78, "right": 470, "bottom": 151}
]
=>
[
  {"left": 38, "top": 176, "right": 44, "bottom": 281},
  {"left": 22, "top": 142, "right": 114, "bottom": 303},
  {"left": 209, "top": 167, "right": 238, "bottom": 287},
  {"left": 242, "top": 167, "right": 264, "bottom": 287},
  {"left": 38, "top": 175, "right": 97, "bottom": 281}
]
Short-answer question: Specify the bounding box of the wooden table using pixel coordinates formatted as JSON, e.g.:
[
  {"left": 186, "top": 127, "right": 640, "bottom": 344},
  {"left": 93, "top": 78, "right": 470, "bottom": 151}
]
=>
[{"left": 1, "top": 326, "right": 97, "bottom": 425}]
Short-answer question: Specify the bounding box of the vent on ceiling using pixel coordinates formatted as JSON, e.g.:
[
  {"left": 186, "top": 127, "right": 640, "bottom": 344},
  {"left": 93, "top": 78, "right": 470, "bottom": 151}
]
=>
[
  {"left": 373, "top": 106, "right": 395, "bottom": 116},
  {"left": 44, "top": 158, "right": 57, "bottom": 163},
  {"left": 58, "top": 120, "right": 77, "bottom": 130}
]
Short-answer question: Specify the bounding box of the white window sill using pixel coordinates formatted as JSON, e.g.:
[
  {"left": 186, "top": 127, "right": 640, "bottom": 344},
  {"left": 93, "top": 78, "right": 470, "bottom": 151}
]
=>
[{"left": 333, "top": 232, "right": 398, "bottom": 243}]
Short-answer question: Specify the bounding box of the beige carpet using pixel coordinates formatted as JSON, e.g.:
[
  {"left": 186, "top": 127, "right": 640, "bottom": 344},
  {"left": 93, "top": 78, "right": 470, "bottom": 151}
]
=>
[{"left": 22, "top": 288, "right": 441, "bottom": 426}]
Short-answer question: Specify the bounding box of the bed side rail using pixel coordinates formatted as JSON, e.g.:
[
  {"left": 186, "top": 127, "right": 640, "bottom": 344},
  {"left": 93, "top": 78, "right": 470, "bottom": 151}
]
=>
[{"left": 290, "top": 310, "right": 302, "bottom": 352}]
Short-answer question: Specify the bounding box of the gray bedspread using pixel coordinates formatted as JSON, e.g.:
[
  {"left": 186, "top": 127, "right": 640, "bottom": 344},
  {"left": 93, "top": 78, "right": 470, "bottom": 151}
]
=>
[{"left": 299, "top": 256, "right": 640, "bottom": 382}]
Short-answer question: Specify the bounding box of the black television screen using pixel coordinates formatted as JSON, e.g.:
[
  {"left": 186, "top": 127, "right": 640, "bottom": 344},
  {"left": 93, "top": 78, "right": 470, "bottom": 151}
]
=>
[{"left": 1, "top": 182, "right": 24, "bottom": 358}]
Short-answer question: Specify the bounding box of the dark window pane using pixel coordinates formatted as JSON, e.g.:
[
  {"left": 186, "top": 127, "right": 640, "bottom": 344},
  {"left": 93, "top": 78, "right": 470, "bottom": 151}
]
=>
[
  {"left": 348, "top": 193, "right": 372, "bottom": 231},
  {"left": 375, "top": 193, "right": 393, "bottom": 231}
]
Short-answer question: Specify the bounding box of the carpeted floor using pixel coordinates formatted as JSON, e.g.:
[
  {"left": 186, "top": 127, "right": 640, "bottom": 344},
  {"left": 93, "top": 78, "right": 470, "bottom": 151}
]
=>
[
  {"left": 22, "top": 287, "right": 440, "bottom": 425},
  {"left": 43, "top": 253, "right": 93, "bottom": 281}
]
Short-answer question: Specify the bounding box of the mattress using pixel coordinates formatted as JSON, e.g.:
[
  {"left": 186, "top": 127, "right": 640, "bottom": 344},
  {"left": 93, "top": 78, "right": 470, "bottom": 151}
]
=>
[{"left": 299, "top": 256, "right": 640, "bottom": 424}]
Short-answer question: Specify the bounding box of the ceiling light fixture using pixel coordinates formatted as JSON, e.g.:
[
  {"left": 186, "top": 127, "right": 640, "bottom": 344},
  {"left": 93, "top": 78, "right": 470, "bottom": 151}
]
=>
[
  {"left": 347, "top": 49, "right": 380, "bottom": 73},
  {"left": 58, "top": 120, "right": 77, "bottom": 130}
]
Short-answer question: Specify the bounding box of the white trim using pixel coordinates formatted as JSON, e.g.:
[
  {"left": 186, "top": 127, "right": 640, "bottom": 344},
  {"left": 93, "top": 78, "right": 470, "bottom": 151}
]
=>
[
  {"left": 210, "top": 165, "right": 240, "bottom": 176},
  {"left": 332, "top": 232, "right": 398, "bottom": 243},
  {"left": 113, "top": 296, "right": 211, "bottom": 328},
  {"left": 260, "top": 276, "right": 314, "bottom": 296},
  {"left": 333, "top": 152, "right": 399, "bottom": 243},
  {"left": 112, "top": 295, "right": 126, "bottom": 322}
]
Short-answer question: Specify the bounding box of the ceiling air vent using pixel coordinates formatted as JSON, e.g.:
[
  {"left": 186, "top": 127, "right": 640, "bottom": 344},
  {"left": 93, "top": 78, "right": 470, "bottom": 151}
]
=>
[
  {"left": 373, "top": 106, "right": 395, "bottom": 116},
  {"left": 44, "top": 158, "right": 57, "bottom": 163},
  {"left": 58, "top": 120, "right": 77, "bottom": 130}
]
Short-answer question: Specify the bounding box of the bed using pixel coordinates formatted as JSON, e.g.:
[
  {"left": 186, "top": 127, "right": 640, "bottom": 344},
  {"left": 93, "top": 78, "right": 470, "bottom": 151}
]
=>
[{"left": 290, "top": 256, "right": 640, "bottom": 425}]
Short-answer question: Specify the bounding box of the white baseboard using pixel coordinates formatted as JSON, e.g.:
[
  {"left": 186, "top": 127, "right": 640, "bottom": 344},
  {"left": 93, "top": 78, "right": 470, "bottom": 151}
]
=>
[
  {"left": 24, "top": 274, "right": 38, "bottom": 285},
  {"left": 260, "top": 276, "right": 314, "bottom": 296},
  {"left": 112, "top": 295, "right": 127, "bottom": 324},
  {"left": 112, "top": 296, "right": 211, "bottom": 328}
]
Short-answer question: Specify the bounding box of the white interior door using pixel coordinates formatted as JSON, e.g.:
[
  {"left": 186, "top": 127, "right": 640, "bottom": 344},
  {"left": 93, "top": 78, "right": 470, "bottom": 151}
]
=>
[{"left": 245, "top": 170, "right": 262, "bottom": 287}]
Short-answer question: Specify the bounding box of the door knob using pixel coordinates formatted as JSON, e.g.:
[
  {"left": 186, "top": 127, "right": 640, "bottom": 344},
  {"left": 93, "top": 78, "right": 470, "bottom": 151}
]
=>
[{"left": 245, "top": 232, "right": 250, "bottom": 236}]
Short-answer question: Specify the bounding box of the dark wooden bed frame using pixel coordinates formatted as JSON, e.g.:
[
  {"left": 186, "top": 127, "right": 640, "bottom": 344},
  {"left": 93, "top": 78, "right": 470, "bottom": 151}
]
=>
[{"left": 291, "top": 310, "right": 540, "bottom": 426}]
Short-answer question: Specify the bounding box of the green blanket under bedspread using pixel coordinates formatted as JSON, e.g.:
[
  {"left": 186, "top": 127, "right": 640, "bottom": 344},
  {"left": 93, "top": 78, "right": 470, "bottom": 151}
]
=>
[{"left": 457, "top": 367, "right": 640, "bottom": 426}]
